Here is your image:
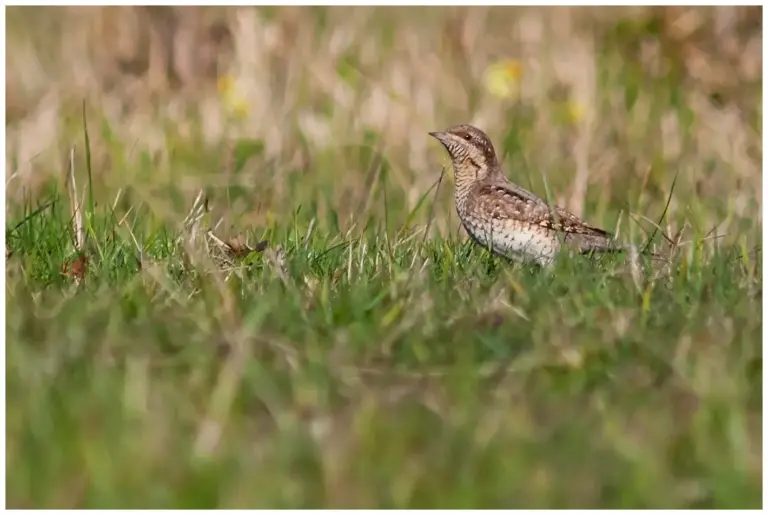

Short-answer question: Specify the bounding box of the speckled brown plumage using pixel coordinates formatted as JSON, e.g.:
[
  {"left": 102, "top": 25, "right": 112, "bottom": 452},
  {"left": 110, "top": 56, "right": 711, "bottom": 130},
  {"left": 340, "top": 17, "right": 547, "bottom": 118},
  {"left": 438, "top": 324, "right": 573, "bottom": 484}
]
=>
[{"left": 429, "top": 124, "right": 621, "bottom": 266}]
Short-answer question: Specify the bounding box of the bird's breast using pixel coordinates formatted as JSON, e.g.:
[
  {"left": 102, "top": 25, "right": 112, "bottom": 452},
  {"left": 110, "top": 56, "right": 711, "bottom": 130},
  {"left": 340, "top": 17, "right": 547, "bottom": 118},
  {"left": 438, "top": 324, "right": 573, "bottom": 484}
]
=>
[{"left": 460, "top": 216, "right": 560, "bottom": 266}]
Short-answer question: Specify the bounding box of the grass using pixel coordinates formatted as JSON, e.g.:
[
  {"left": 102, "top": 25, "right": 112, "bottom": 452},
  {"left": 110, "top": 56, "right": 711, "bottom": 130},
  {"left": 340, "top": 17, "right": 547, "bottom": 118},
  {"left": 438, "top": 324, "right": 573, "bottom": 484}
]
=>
[{"left": 5, "top": 5, "right": 763, "bottom": 509}]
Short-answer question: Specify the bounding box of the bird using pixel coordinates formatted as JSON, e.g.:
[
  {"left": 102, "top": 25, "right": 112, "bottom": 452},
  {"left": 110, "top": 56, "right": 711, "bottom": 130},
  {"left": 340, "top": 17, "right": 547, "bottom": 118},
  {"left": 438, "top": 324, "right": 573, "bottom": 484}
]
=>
[{"left": 428, "top": 124, "right": 625, "bottom": 267}]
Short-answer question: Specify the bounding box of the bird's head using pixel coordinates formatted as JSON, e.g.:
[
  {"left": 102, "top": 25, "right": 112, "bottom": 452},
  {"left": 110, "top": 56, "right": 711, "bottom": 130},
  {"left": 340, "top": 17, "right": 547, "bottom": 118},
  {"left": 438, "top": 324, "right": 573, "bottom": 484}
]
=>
[{"left": 429, "top": 124, "right": 500, "bottom": 182}]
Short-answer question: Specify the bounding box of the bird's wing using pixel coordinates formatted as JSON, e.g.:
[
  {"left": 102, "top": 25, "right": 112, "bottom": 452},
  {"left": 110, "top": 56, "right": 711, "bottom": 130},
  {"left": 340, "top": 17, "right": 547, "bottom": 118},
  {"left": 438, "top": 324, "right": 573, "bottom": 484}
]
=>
[{"left": 475, "top": 183, "right": 613, "bottom": 239}]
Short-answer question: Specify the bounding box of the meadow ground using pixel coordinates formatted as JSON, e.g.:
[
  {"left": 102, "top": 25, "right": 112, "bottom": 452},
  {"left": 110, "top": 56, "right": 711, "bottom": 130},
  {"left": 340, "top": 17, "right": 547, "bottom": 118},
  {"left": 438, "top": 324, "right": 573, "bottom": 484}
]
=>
[{"left": 5, "top": 6, "right": 763, "bottom": 508}]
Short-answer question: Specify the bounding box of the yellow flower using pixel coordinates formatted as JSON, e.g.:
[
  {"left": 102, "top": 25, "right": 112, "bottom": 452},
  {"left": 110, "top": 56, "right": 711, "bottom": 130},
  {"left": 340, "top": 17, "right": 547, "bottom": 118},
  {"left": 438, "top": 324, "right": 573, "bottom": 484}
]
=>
[
  {"left": 217, "top": 74, "right": 235, "bottom": 96},
  {"left": 552, "top": 100, "right": 586, "bottom": 126},
  {"left": 229, "top": 97, "right": 251, "bottom": 120},
  {"left": 565, "top": 101, "right": 585, "bottom": 125},
  {"left": 217, "top": 74, "right": 251, "bottom": 120},
  {"left": 483, "top": 59, "right": 524, "bottom": 99}
]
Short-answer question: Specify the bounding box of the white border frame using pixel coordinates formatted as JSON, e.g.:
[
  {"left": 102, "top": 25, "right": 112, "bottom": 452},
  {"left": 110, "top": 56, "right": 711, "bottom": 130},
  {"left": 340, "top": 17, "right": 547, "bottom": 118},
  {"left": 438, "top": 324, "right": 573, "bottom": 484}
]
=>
[{"left": 1, "top": 1, "right": 765, "bottom": 511}]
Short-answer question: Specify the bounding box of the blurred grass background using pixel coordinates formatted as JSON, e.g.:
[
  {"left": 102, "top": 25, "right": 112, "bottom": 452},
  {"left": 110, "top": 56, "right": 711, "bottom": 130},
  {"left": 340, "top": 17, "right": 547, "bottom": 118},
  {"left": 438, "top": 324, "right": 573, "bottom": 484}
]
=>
[
  {"left": 5, "top": 6, "right": 763, "bottom": 508},
  {"left": 6, "top": 6, "right": 762, "bottom": 236}
]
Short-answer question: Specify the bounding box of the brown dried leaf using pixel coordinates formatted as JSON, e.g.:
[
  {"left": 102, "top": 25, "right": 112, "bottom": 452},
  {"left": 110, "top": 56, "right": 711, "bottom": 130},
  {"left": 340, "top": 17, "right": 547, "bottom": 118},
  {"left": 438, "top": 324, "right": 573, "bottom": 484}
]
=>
[
  {"left": 62, "top": 253, "right": 89, "bottom": 283},
  {"left": 224, "top": 235, "right": 268, "bottom": 259}
]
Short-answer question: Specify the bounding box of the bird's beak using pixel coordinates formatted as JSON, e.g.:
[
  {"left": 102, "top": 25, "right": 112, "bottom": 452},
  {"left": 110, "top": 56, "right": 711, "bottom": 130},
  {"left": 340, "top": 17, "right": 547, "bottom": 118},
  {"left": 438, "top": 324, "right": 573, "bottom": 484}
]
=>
[{"left": 428, "top": 131, "right": 449, "bottom": 146}]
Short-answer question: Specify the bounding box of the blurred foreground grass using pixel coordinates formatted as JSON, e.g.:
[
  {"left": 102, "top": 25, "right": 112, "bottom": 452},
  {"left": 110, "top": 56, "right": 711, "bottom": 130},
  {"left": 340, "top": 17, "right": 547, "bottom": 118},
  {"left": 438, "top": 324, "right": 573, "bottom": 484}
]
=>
[{"left": 5, "top": 6, "right": 763, "bottom": 508}]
